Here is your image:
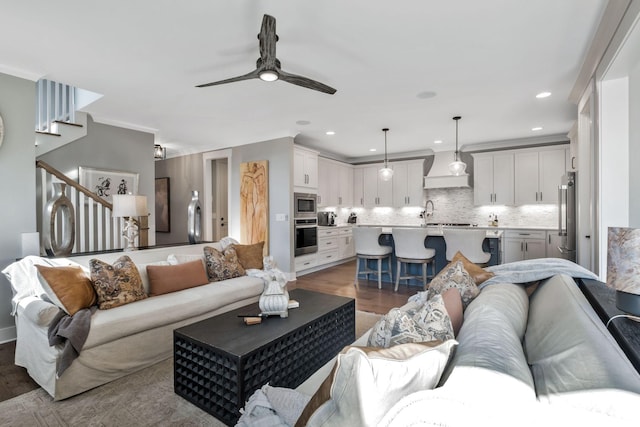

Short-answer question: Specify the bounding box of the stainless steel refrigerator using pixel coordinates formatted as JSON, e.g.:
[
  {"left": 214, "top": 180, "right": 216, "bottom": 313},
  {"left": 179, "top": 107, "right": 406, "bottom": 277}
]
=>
[{"left": 558, "top": 172, "right": 576, "bottom": 262}]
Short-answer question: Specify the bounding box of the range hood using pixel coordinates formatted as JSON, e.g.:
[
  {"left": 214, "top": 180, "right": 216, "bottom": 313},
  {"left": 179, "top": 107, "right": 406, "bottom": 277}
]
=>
[{"left": 423, "top": 151, "right": 470, "bottom": 189}]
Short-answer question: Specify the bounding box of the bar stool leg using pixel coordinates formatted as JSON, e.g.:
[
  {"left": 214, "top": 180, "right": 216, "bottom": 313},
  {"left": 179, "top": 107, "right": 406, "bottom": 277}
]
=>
[
  {"left": 354, "top": 257, "right": 361, "bottom": 288},
  {"left": 377, "top": 258, "right": 382, "bottom": 289},
  {"left": 422, "top": 262, "right": 427, "bottom": 291},
  {"left": 395, "top": 259, "right": 401, "bottom": 292}
]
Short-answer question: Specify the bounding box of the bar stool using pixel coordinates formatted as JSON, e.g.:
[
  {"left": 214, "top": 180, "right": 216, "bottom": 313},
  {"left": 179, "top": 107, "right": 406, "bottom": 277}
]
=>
[
  {"left": 392, "top": 228, "right": 436, "bottom": 291},
  {"left": 353, "top": 227, "right": 393, "bottom": 289},
  {"left": 443, "top": 228, "right": 491, "bottom": 266}
]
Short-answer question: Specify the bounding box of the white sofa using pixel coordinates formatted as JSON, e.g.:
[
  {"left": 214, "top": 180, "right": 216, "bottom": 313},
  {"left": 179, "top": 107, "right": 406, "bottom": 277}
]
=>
[
  {"left": 293, "top": 274, "right": 640, "bottom": 425},
  {"left": 4, "top": 243, "right": 264, "bottom": 400}
]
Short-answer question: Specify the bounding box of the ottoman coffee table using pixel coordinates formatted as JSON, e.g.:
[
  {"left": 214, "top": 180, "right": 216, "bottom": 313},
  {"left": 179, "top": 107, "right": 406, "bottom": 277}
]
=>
[{"left": 173, "top": 288, "right": 355, "bottom": 426}]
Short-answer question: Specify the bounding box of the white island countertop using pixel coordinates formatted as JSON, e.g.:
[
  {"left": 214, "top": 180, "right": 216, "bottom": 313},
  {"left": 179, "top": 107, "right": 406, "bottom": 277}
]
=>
[{"left": 352, "top": 224, "right": 504, "bottom": 238}]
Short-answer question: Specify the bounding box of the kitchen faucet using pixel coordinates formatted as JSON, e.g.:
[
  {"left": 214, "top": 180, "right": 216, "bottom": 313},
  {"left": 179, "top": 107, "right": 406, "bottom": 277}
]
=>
[{"left": 420, "top": 199, "right": 435, "bottom": 226}]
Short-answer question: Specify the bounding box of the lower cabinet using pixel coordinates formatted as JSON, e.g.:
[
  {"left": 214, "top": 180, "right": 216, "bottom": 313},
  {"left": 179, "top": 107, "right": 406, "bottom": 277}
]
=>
[
  {"left": 546, "top": 231, "right": 564, "bottom": 259},
  {"left": 503, "top": 230, "right": 546, "bottom": 263},
  {"left": 295, "top": 227, "right": 355, "bottom": 273}
]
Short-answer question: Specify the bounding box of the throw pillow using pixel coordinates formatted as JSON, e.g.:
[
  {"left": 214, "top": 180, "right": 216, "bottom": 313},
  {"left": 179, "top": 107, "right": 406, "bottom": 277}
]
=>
[
  {"left": 441, "top": 287, "right": 464, "bottom": 336},
  {"left": 367, "top": 294, "right": 454, "bottom": 348},
  {"left": 232, "top": 242, "right": 265, "bottom": 270},
  {"left": 34, "top": 265, "right": 96, "bottom": 316},
  {"left": 203, "top": 246, "right": 246, "bottom": 281},
  {"left": 303, "top": 340, "right": 458, "bottom": 427},
  {"left": 451, "top": 251, "right": 495, "bottom": 285},
  {"left": 146, "top": 259, "right": 209, "bottom": 296},
  {"left": 89, "top": 256, "right": 147, "bottom": 310},
  {"left": 428, "top": 260, "right": 479, "bottom": 309}
]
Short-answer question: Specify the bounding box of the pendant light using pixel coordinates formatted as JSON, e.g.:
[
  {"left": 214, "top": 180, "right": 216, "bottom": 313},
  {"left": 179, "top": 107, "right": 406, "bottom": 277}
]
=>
[
  {"left": 448, "top": 116, "right": 467, "bottom": 176},
  {"left": 378, "top": 128, "right": 394, "bottom": 181}
]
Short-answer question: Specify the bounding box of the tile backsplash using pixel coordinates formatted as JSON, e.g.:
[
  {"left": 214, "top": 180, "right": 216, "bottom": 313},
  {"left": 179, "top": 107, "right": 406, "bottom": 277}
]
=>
[{"left": 322, "top": 188, "right": 558, "bottom": 229}]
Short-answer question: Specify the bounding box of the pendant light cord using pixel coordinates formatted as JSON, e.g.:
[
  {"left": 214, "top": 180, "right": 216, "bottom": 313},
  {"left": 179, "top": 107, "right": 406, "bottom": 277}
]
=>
[
  {"left": 453, "top": 116, "right": 461, "bottom": 161},
  {"left": 383, "top": 128, "right": 389, "bottom": 167}
]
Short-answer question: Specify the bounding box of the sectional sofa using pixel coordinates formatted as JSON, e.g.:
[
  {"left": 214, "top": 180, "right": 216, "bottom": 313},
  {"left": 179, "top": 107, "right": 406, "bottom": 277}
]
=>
[
  {"left": 3, "top": 242, "right": 265, "bottom": 400},
  {"left": 288, "top": 273, "right": 640, "bottom": 425}
]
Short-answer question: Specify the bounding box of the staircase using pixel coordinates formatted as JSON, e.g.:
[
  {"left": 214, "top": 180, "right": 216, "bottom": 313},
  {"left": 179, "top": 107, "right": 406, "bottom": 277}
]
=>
[{"left": 34, "top": 80, "right": 147, "bottom": 255}]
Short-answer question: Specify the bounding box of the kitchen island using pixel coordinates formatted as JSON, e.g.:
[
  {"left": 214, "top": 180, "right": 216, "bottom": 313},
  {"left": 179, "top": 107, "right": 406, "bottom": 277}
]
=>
[{"left": 355, "top": 225, "right": 503, "bottom": 288}]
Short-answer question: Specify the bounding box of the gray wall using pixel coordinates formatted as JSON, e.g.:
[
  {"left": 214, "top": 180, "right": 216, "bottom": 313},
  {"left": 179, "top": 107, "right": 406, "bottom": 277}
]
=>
[
  {"left": 231, "top": 138, "right": 294, "bottom": 272},
  {"left": 0, "top": 73, "right": 36, "bottom": 342},
  {"left": 154, "top": 153, "right": 204, "bottom": 245},
  {"left": 38, "top": 115, "right": 157, "bottom": 245},
  {"left": 630, "top": 65, "right": 640, "bottom": 227}
]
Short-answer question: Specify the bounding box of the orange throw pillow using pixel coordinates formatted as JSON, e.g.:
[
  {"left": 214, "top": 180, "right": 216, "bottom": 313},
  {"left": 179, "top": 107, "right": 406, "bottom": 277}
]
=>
[
  {"left": 35, "top": 265, "right": 97, "bottom": 316},
  {"left": 146, "top": 259, "right": 209, "bottom": 296}
]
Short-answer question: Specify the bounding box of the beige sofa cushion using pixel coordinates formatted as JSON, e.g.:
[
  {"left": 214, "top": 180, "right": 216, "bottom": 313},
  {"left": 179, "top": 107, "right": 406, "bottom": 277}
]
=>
[
  {"left": 83, "top": 275, "right": 263, "bottom": 350},
  {"left": 525, "top": 274, "right": 640, "bottom": 408}
]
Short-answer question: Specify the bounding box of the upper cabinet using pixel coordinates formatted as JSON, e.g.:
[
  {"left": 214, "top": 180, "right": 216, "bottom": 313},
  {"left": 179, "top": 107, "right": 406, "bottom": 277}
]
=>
[
  {"left": 567, "top": 122, "right": 578, "bottom": 172},
  {"left": 514, "top": 147, "right": 566, "bottom": 205},
  {"left": 294, "top": 146, "right": 318, "bottom": 191},
  {"left": 362, "top": 165, "right": 393, "bottom": 207},
  {"left": 392, "top": 160, "right": 424, "bottom": 207},
  {"left": 472, "top": 152, "right": 514, "bottom": 206},
  {"left": 318, "top": 157, "right": 353, "bottom": 207},
  {"left": 353, "top": 168, "right": 365, "bottom": 207}
]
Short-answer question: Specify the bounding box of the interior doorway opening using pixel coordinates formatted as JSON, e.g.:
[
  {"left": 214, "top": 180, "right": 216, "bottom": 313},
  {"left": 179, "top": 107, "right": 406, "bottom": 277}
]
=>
[{"left": 203, "top": 149, "right": 231, "bottom": 242}]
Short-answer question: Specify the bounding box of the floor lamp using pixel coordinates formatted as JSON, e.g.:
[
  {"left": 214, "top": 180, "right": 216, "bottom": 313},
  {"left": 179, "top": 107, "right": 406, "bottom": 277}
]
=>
[{"left": 112, "top": 194, "right": 148, "bottom": 251}]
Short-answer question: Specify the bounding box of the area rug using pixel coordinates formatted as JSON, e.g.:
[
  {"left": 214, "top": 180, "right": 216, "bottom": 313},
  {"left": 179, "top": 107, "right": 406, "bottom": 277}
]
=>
[{"left": 0, "top": 310, "right": 381, "bottom": 427}]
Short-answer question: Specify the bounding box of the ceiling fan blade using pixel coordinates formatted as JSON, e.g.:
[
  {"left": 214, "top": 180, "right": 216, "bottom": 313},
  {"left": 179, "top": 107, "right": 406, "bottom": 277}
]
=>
[
  {"left": 259, "top": 14, "right": 277, "bottom": 65},
  {"left": 195, "top": 69, "right": 260, "bottom": 88},
  {"left": 278, "top": 70, "right": 337, "bottom": 95}
]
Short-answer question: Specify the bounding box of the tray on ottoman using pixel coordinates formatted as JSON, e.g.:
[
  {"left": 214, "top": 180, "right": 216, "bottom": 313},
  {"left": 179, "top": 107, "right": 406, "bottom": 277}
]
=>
[{"left": 173, "top": 288, "right": 355, "bottom": 425}]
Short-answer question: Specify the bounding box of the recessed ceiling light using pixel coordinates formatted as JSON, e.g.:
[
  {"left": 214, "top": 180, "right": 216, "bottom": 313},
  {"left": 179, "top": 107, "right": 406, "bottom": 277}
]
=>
[
  {"left": 531, "top": 127, "right": 543, "bottom": 131},
  {"left": 536, "top": 92, "right": 551, "bottom": 99},
  {"left": 296, "top": 120, "right": 311, "bottom": 125},
  {"left": 369, "top": 148, "right": 377, "bottom": 152},
  {"left": 434, "top": 140, "right": 443, "bottom": 144},
  {"left": 326, "top": 131, "right": 335, "bottom": 135}
]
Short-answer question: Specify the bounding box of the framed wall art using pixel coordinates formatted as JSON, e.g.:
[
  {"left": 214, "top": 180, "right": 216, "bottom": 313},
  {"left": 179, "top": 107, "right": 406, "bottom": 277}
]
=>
[
  {"left": 155, "top": 177, "right": 170, "bottom": 232},
  {"left": 78, "top": 166, "right": 139, "bottom": 204}
]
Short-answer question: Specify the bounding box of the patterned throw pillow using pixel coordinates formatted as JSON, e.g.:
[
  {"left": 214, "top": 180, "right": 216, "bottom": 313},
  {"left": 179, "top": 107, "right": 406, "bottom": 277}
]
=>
[
  {"left": 203, "top": 246, "right": 246, "bottom": 281},
  {"left": 89, "top": 256, "right": 147, "bottom": 310},
  {"left": 427, "top": 260, "right": 479, "bottom": 309},
  {"left": 367, "top": 294, "right": 454, "bottom": 348}
]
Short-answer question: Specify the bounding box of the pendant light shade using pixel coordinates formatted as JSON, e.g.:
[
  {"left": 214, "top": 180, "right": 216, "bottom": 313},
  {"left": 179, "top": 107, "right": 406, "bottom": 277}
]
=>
[
  {"left": 378, "top": 128, "right": 394, "bottom": 181},
  {"left": 448, "top": 116, "right": 467, "bottom": 176}
]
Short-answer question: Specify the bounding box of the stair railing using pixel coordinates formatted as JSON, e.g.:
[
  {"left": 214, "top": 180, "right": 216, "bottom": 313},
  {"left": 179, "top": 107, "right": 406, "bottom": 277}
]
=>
[
  {"left": 36, "top": 79, "right": 76, "bottom": 133},
  {"left": 36, "top": 160, "right": 125, "bottom": 254}
]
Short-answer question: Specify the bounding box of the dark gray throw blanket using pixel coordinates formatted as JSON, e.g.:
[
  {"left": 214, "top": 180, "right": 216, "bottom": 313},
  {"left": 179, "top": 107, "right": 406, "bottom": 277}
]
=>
[{"left": 48, "top": 306, "right": 96, "bottom": 377}]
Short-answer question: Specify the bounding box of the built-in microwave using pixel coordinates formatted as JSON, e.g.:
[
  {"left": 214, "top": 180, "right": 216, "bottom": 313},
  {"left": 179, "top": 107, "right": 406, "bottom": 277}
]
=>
[{"left": 294, "top": 192, "right": 317, "bottom": 219}]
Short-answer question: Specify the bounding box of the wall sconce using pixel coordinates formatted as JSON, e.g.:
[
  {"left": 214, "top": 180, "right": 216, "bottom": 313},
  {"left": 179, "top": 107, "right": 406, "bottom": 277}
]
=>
[{"left": 154, "top": 144, "right": 166, "bottom": 160}]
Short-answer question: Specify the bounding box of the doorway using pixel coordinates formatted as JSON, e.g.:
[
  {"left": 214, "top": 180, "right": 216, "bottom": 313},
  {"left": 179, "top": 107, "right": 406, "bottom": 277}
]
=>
[{"left": 202, "top": 149, "right": 231, "bottom": 242}]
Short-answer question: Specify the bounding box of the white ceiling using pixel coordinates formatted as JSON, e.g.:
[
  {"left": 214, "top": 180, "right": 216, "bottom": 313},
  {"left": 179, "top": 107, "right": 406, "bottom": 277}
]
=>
[{"left": 0, "top": 0, "right": 606, "bottom": 161}]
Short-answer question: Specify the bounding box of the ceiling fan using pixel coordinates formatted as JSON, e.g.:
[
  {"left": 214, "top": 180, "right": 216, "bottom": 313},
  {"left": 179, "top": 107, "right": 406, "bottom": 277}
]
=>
[{"left": 196, "top": 14, "right": 337, "bottom": 95}]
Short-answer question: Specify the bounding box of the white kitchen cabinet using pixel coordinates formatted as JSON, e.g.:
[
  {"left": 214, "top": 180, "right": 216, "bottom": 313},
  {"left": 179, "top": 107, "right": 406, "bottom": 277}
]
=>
[
  {"left": 293, "top": 146, "right": 318, "bottom": 190},
  {"left": 392, "top": 160, "right": 424, "bottom": 207},
  {"left": 472, "top": 152, "right": 514, "bottom": 206},
  {"left": 318, "top": 158, "right": 353, "bottom": 207},
  {"left": 317, "top": 157, "right": 337, "bottom": 207},
  {"left": 338, "top": 227, "right": 355, "bottom": 258},
  {"left": 294, "top": 253, "right": 317, "bottom": 272},
  {"left": 514, "top": 148, "right": 565, "bottom": 205},
  {"left": 503, "top": 230, "right": 546, "bottom": 263},
  {"left": 546, "top": 231, "right": 564, "bottom": 259},
  {"left": 353, "top": 168, "right": 364, "bottom": 207},
  {"left": 362, "top": 165, "right": 393, "bottom": 207}
]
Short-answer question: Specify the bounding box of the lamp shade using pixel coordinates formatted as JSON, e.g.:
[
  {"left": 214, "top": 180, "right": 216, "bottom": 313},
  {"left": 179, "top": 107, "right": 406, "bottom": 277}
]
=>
[
  {"left": 112, "top": 195, "right": 148, "bottom": 218},
  {"left": 448, "top": 160, "right": 467, "bottom": 176},
  {"left": 607, "top": 226, "right": 640, "bottom": 315}
]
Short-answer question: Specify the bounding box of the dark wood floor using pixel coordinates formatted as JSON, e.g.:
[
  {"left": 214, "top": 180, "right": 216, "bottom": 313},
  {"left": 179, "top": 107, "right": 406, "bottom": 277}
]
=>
[{"left": 0, "top": 259, "right": 420, "bottom": 402}]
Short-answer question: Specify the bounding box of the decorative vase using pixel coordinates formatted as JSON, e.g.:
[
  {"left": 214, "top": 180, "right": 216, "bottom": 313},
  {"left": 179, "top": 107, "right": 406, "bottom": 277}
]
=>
[
  {"left": 43, "top": 182, "right": 75, "bottom": 256},
  {"left": 187, "top": 190, "right": 202, "bottom": 244},
  {"left": 259, "top": 280, "right": 289, "bottom": 318}
]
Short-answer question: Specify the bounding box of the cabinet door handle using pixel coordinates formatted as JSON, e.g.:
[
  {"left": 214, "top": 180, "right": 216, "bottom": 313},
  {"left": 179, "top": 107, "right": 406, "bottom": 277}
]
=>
[
  {"left": 539, "top": 192, "right": 542, "bottom": 201},
  {"left": 572, "top": 157, "right": 576, "bottom": 169},
  {"left": 521, "top": 242, "right": 523, "bottom": 252},
  {"left": 548, "top": 234, "right": 551, "bottom": 244},
  {"left": 525, "top": 242, "right": 528, "bottom": 252}
]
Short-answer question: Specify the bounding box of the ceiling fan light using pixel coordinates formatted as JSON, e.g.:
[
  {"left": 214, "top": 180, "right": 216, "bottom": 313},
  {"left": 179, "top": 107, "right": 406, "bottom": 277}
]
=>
[
  {"left": 259, "top": 70, "right": 279, "bottom": 82},
  {"left": 379, "top": 167, "right": 394, "bottom": 181},
  {"left": 448, "top": 160, "right": 466, "bottom": 176}
]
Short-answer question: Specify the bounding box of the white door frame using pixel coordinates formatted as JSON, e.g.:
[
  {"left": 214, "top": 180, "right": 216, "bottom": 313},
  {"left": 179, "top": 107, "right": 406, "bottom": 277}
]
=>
[{"left": 202, "top": 149, "right": 232, "bottom": 242}]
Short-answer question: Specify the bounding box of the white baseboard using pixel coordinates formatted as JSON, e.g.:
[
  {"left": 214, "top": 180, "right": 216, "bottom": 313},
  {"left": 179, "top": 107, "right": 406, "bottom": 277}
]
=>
[{"left": 0, "top": 325, "right": 17, "bottom": 344}]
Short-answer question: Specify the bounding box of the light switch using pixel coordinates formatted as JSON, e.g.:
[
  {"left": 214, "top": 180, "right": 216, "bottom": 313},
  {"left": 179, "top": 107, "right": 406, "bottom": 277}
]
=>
[{"left": 276, "top": 213, "right": 288, "bottom": 221}]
